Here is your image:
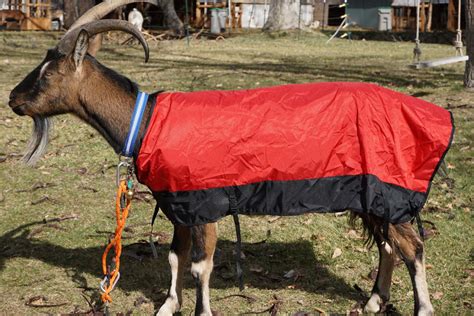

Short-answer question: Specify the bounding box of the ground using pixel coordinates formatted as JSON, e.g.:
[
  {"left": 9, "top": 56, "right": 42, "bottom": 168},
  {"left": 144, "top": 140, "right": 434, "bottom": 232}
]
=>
[{"left": 0, "top": 31, "right": 472, "bottom": 315}]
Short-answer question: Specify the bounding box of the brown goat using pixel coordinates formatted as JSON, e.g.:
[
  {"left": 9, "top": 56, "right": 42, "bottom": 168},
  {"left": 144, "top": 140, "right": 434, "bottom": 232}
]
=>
[{"left": 8, "top": 2, "right": 437, "bottom": 315}]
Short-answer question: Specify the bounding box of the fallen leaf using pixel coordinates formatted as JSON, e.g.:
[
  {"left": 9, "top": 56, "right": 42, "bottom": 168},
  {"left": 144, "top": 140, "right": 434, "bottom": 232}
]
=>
[
  {"left": 77, "top": 167, "right": 88, "bottom": 175},
  {"left": 250, "top": 265, "right": 263, "bottom": 273},
  {"left": 432, "top": 291, "right": 443, "bottom": 300},
  {"left": 347, "top": 229, "right": 363, "bottom": 240},
  {"left": 332, "top": 248, "right": 342, "bottom": 259}
]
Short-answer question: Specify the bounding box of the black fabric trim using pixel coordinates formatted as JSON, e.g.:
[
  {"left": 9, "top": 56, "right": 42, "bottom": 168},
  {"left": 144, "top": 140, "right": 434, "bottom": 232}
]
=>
[{"left": 154, "top": 174, "right": 427, "bottom": 226}]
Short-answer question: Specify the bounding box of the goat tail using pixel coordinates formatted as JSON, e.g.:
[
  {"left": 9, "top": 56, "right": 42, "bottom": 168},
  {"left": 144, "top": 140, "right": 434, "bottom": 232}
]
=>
[{"left": 349, "top": 211, "right": 383, "bottom": 249}]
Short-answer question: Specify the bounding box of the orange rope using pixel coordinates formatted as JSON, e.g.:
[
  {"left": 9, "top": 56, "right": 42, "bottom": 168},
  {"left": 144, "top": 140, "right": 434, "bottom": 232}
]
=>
[{"left": 101, "top": 180, "right": 131, "bottom": 304}]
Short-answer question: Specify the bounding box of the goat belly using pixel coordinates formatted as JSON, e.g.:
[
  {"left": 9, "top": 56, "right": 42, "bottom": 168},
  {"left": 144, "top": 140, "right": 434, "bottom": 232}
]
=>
[{"left": 136, "top": 82, "right": 454, "bottom": 226}]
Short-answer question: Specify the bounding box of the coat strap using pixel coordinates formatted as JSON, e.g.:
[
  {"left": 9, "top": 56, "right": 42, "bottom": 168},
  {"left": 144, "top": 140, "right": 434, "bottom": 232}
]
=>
[{"left": 228, "top": 188, "right": 244, "bottom": 291}]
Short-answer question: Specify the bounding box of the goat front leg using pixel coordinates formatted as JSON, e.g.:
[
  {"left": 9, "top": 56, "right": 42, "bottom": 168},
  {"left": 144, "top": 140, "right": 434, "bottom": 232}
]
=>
[
  {"left": 191, "top": 223, "right": 217, "bottom": 316},
  {"left": 364, "top": 230, "right": 396, "bottom": 313},
  {"left": 157, "top": 225, "right": 191, "bottom": 316},
  {"left": 393, "top": 222, "right": 434, "bottom": 316}
]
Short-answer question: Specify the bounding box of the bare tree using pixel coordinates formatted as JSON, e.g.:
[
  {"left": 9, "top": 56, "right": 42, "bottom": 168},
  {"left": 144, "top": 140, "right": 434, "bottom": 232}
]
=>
[
  {"left": 157, "top": 0, "right": 183, "bottom": 35},
  {"left": 465, "top": 0, "right": 474, "bottom": 88},
  {"left": 263, "top": 0, "right": 301, "bottom": 31},
  {"left": 64, "top": 0, "right": 95, "bottom": 29},
  {"left": 64, "top": 0, "right": 183, "bottom": 35}
]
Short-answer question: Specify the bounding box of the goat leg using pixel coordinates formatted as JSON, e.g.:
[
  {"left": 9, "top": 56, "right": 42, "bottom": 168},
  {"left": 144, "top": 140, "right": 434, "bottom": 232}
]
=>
[
  {"left": 157, "top": 225, "right": 191, "bottom": 316},
  {"left": 191, "top": 223, "right": 217, "bottom": 316}
]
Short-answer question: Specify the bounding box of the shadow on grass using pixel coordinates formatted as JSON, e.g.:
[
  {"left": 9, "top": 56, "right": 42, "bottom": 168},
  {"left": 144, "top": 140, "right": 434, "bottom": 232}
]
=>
[
  {"left": 96, "top": 46, "right": 462, "bottom": 94},
  {"left": 0, "top": 220, "right": 365, "bottom": 312}
]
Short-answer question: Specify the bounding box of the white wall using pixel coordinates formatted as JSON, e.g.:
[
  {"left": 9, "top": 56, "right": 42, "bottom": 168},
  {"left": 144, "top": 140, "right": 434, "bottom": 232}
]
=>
[
  {"left": 241, "top": 3, "right": 314, "bottom": 29},
  {"left": 241, "top": 4, "right": 269, "bottom": 28},
  {"left": 0, "top": 0, "right": 8, "bottom": 10}
]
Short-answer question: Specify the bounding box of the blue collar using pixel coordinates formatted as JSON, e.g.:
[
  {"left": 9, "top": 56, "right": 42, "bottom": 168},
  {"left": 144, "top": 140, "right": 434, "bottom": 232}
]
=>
[{"left": 122, "top": 91, "right": 149, "bottom": 157}]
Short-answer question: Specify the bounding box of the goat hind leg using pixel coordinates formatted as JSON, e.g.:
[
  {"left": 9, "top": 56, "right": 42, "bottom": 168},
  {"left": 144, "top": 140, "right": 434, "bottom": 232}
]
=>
[
  {"left": 364, "top": 232, "right": 396, "bottom": 313},
  {"left": 191, "top": 223, "right": 217, "bottom": 316},
  {"left": 393, "top": 222, "right": 434, "bottom": 316},
  {"left": 157, "top": 225, "right": 191, "bottom": 316}
]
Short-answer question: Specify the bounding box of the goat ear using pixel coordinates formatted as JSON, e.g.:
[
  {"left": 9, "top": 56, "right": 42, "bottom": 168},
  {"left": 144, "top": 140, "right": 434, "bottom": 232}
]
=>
[{"left": 73, "top": 30, "right": 89, "bottom": 69}]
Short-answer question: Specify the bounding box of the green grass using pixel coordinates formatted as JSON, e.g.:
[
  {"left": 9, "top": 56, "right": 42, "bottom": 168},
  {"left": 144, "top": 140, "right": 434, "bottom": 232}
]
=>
[{"left": 0, "top": 31, "right": 472, "bottom": 315}]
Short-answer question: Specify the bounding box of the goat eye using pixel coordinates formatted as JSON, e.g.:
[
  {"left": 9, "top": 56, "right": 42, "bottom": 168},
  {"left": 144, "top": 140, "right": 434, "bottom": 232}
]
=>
[{"left": 44, "top": 72, "right": 53, "bottom": 77}]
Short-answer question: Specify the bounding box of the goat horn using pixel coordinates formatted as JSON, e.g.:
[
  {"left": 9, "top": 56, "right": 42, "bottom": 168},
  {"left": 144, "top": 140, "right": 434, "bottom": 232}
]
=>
[
  {"left": 57, "top": 20, "right": 149, "bottom": 62},
  {"left": 69, "top": 0, "right": 158, "bottom": 31}
]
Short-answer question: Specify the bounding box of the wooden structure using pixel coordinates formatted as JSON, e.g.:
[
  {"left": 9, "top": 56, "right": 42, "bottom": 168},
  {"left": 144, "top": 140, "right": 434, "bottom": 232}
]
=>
[
  {"left": 194, "top": 0, "right": 268, "bottom": 29},
  {"left": 392, "top": 1, "right": 432, "bottom": 32},
  {"left": 195, "top": 0, "right": 228, "bottom": 28},
  {"left": 1, "top": 0, "right": 52, "bottom": 30},
  {"left": 447, "top": 0, "right": 462, "bottom": 31},
  {"left": 392, "top": 0, "right": 462, "bottom": 32}
]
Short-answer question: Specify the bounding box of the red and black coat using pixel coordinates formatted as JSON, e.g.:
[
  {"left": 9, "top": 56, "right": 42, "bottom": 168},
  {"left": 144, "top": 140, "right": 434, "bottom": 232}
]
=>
[{"left": 136, "top": 82, "right": 454, "bottom": 226}]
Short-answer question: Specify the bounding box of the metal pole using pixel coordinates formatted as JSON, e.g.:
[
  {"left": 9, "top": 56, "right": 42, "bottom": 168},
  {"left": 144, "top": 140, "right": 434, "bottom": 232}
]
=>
[
  {"left": 322, "top": 0, "right": 326, "bottom": 31},
  {"left": 298, "top": 0, "right": 302, "bottom": 37},
  {"left": 185, "top": 0, "right": 190, "bottom": 46},
  {"left": 416, "top": 0, "right": 420, "bottom": 42},
  {"left": 228, "top": 0, "right": 231, "bottom": 30}
]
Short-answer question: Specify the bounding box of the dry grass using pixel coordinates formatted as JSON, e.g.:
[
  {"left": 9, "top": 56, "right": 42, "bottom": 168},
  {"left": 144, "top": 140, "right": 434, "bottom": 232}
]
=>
[{"left": 0, "top": 30, "right": 472, "bottom": 315}]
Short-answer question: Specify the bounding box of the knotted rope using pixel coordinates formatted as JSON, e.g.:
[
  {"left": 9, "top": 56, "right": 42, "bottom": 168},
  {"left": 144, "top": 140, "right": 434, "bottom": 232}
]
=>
[{"left": 100, "top": 179, "right": 132, "bottom": 304}]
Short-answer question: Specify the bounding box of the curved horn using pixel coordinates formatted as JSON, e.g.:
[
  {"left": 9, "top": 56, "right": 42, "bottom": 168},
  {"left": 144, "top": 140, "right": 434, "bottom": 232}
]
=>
[
  {"left": 58, "top": 20, "right": 149, "bottom": 62},
  {"left": 69, "top": 0, "right": 158, "bottom": 31}
]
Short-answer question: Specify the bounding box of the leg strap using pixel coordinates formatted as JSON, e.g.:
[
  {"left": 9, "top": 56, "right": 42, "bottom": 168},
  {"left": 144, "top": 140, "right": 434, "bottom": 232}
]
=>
[
  {"left": 228, "top": 188, "right": 244, "bottom": 291},
  {"left": 415, "top": 211, "right": 425, "bottom": 241},
  {"left": 148, "top": 204, "right": 160, "bottom": 259}
]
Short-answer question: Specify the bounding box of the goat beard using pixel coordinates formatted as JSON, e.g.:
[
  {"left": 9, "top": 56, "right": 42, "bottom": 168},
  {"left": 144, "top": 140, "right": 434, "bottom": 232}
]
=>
[{"left": 21, "top": 116, "right": 51, "bottom": 166}]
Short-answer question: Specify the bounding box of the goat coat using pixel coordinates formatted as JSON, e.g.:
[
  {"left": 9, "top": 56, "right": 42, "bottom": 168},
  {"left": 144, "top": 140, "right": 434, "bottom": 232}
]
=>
[{"left": 135, "top": 82, "right": 454, "bottom": 226}]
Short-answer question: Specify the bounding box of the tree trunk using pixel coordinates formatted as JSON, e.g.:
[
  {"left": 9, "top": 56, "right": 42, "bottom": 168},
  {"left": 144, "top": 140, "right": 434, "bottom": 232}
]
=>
[
  {"left": 157, "top": 0, "right": 184, "bottom": 35},
  {"left": 263, "top": 0, "right": 301, "bottom": 31},
  {"left": 63, "top": 0, "right": 95, "bottom": 29},
  {"left": 465, "top": 0, "right": 474, "bottom": 88}
]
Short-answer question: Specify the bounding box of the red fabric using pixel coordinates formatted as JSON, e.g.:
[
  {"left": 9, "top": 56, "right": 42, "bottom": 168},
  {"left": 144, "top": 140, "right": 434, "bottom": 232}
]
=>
[{"left": 136, "top": 82, "right": 453, "bottom": 193}]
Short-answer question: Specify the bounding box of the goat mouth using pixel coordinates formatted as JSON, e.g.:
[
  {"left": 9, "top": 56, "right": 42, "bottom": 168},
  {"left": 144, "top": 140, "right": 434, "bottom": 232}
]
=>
[{"left": 11, "top": 104, "right": 27, "bottom": 116}]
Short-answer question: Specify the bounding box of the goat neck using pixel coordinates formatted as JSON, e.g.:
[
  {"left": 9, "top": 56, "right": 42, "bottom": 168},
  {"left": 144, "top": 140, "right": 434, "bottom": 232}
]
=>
[{"left": 75, "top": 56, "right": 155, "bottom": 155}]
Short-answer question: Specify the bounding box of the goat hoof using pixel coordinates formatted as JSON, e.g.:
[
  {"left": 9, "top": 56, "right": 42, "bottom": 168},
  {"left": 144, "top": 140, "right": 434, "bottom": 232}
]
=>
[
  {"left": 417, "top": 306, "right": 434, "bottom": 316},
  {"left": 211, "top": 310, "right": 223, "bottom": 316},
  {"left": 156, "top": 296, "right": 180, "bottom": 316},
  {"left": 364, "top": 293, "right": 382, "bottom": 314}
]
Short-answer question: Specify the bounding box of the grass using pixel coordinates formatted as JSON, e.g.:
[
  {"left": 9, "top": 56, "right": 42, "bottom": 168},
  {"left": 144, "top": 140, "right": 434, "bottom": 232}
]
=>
[{"left": 0, "top": 30, "right": 472, "bottom": 315}]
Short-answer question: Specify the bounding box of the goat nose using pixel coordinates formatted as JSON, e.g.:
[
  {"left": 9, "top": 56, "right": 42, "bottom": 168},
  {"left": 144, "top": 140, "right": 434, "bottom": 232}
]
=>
[{"left": 9, "top": 90, "right": 17, "bottom": 100}]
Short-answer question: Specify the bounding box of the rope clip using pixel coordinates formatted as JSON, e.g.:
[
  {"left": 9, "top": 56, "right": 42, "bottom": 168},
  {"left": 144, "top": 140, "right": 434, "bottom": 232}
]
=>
[
  {"left": 116, "top": 156, "right": 133, "bottom": 187},
  {"left": 100, "top": 272, "right": 121, "bottom": 294}
]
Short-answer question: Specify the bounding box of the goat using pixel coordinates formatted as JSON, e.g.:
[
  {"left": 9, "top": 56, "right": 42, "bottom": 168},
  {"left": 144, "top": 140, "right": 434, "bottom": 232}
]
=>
[{"left": 8, "top": 1, "right": 453, "bottom": 315}]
